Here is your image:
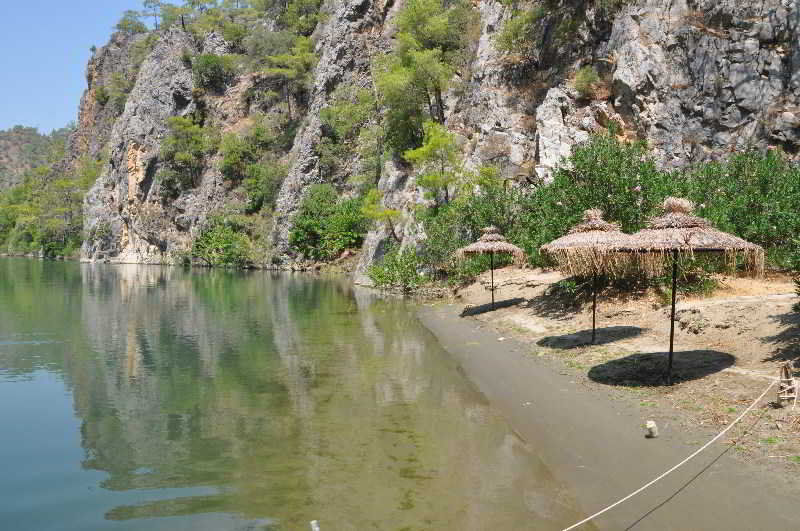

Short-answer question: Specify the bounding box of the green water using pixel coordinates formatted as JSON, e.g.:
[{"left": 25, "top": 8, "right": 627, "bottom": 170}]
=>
[{"left": 0, "top": 259, "right": 582, "bottom": 530}]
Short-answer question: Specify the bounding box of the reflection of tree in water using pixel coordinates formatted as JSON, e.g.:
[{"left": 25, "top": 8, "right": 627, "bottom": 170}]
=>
[{"left": 3, "top": 260, "right": 587, "bottom": 529}]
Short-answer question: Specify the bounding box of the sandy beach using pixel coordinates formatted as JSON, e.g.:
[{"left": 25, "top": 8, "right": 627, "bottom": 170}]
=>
[{"left": 418, "top": 268, "right": 800, "bottom": 530}]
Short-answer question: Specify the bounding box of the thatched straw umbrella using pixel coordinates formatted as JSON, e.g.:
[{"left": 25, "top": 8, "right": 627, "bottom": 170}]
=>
[
  {"left": 625, "top": 197, "right": 764, "bottom": 384},
  {"left": 540, "top": 209, "right": 634, "bottom": 344},
  {"left": 456, "top": 226, "right": 525, "bottom": 309}
]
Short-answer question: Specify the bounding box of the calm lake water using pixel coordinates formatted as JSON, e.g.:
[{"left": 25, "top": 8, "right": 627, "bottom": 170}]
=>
[{"left": 0, "top": 259, "right": 583, "bottom": 530}]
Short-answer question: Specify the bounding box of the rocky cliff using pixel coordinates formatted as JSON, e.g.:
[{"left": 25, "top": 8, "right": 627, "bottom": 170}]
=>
[{"left": 75, "top": 0, "right": 799, "bottom": 271}]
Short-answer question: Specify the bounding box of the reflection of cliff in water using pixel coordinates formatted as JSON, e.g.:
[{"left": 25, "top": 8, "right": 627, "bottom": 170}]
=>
[{"left": 4, "top": 261, "right": 586, "bottom": 528}]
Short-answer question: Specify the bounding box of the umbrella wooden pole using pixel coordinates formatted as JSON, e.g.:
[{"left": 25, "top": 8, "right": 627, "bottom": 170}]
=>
[
  {"left": 668, "top": 250, "right": 678, "bottom": 385},
  {"left": 490, "top": 251, "right": 495, "bottom": 310},
  {"left": 592, "top": 272, "right": 597, "bottom": 344}
]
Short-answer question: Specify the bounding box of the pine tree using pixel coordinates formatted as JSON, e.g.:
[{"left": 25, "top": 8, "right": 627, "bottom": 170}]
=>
[{"left": 404, "top": 121, "right": 461, "bottom": 208}]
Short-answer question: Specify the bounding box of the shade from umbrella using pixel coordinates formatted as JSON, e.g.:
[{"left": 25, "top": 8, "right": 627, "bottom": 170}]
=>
[
  {"left": 625, "top": 197, "right": 764, "bottom": 383},
  {"left": 540, "top": 209, "right": 635, "bottom": 344},
  {"left": 457, "top": 226, "right": 525, "bottom": 309}
]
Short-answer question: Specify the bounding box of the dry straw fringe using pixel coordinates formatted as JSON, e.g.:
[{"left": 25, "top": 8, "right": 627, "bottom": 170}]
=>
[
  {"left": 544, "top": 247, "right": 634, "bottom": 277},
  {"left": 633, "top": 247, "right": 765, "bottom": 277},
  {"left": 456, "top": 226, "right": 526, "bottom": 265},
  {"left": 540, "top": 209, "right": 635, "bottom": 277},
  {"left": 625, "top": 198, "right": 765, "bottom": 278}
]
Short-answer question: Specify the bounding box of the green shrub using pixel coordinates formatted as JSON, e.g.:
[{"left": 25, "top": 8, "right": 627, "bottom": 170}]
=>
[
  {"left": 243, "top": 161, "right": 286, "bottom": 213},
  {"left": 574, "top": 66, "right": 601, "bottom": 99},
  {"left": 218, "top": 117, "right": 287, "bottom": 213},
  {"left": 159, "top": 117, "right": 216, "bottom": 197},
  {"left": 416, "top": 132, "right": 800, "bottom": 290},
  {"left": 320, "top": 85, "right": 374, "bottom": 142},
  {"left": 131, "top": 32, "right": 159, "bottom": 70},
  {"left": 243, "top": 28, "right": 295, "bottom": 71},
  {"left": 676, "top": 150, "right": 800, "bottom": 267},
  {"left": 192, "top": 217, "right": 252, "bottom": 267},
  {"left": 289, "top": 184, "right": 367, "bottom": 260},
  {"left": 368, "top": 246, "right": 425, "bottom": 292},
  {"left": 107, "top": 72, "right": 134, "bottom": 115},
  {"left": 222, "top": 22, "right": 248, "bottom": 49},
  {"left": 95, "top": 87, "right": 110, "bottom": 106},
  {"left": 283, "top": 0, "right": 324, "bottom": 36},
  {"left": 315, "top": 136, "right": 349, "bottom": 178},
  {"left": 494, "top": 8, "right": 544, "bottom": 54},
  {"left": 219, "top": 118, "right": 280, "bottom": 182},
  {"left": 193, "top": 54, "right": 237, "bottom": 92},
  {"left": 220, "top": 134, "right": 256, "bottom": 181}
]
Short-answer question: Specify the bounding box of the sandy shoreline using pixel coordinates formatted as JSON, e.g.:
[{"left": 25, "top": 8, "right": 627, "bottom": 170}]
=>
[{"left": 418, "top": 301, "right": 800, "bottom": 530}]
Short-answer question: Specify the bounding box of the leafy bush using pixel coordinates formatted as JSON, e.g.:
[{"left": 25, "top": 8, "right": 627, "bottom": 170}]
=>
[
  {"left": 220, "top": 134, "right": 257, "bottom": 181},
  {"left": 107, "top": 72, "right": 134, "bottom": 114},
  {"left": 222, "top": 21, "right": 248, "bottom": 49},
  {"left": 158, "top": 117, "right": 217, "bottom": 197},
  {"left": 283, "top": 0, "right": 324, "bottom": 36},
  {"left": 131, "top": 32, "right": 159, "bottom": 70},
  {"left": 243, "top": 28, "right": 296, "bottom": 71},
  {"left": 218, "top": 116, "right": 288, "bottom": 213},
  {"left": 573, "top": 66, "right": 600, "bottom": 98},
  {"left": 193, "top": 54, "right": 237, "bottom": 92},
  {"left": 675, "top": 150, "right": 800, "bottom": 267},
  {"left": 320, "top": 85, "right": 374, "bottom": 142},
  {"left": 243, "top": 161, "right": 286, "bottom": 213},
  {"left": 415, "top": 132, "right": 800, "bottom": 291},
  {"left": 368, "top": 246, "right": 425, "bottom": 291},
  {"left": 95, "top": 87, "right": 110, "bottom": 106},
  {"left": 289, "top": 184, "right": 368, "bottom": 260},
  {"left": 220, "top": 118, "right": 280, "bottom": 181},
  {"left": 494, "top": 8, "right": 544, "bottom": 54},
  {"left": 192, "top": 217, "right": 252, "bottom": 267}
]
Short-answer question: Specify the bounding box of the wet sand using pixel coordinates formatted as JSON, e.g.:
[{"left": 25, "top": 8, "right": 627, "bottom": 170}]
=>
[{"left": 419, "top": 303, "right": 800, "bottom": 530}]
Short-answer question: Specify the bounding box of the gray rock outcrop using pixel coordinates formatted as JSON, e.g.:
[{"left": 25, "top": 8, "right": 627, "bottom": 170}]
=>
[{"left": 74, "top": 0, "right": 799, "bottom": 270}]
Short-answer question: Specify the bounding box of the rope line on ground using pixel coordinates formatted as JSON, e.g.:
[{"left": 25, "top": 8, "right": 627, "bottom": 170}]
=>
[{"left": 561, "top": 378, "right": 778, "bottom": 531}]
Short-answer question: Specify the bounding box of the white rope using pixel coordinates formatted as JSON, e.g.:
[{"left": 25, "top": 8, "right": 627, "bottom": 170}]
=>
[{"left": 562, "top": 378, "right": 778, "bottom": 531}]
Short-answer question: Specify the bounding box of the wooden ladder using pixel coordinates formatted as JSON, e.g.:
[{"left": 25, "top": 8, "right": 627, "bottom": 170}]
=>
[{"left": 778, "top": 361, "right": 797, "bottom": 408}]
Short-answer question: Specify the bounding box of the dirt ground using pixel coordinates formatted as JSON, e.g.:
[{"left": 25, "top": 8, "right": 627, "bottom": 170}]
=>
[{"left": 453, "top": 267, "right": 800, "bottom": 476}]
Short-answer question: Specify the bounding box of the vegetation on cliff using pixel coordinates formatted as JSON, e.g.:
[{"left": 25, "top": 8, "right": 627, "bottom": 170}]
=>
[
  {"left": 0, "top": 135, "right": 103, "bottom": 258},
  {"left": 0, "top": 126, "right": 74, "bottom": 190},
  {"left": 3, "top": 0, "right": 799, "bottom": 282},
  {"left": 369, "top": 131, "right": 800, "bottom": 290}
]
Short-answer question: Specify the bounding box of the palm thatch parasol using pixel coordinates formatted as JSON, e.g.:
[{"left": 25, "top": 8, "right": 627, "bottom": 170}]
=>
[
  {"left": 625, "top": 197, "right": 764, "bottom": 384},
  {"left": 540, "top": 209, "right": 635, "bottom": 343},
  {"left": 456, "top": 226, "right": 525, "bottom": 309}
]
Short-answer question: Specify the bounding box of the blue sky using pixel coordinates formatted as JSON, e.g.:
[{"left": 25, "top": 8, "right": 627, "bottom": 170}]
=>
[{"left": 0, "top": 1, "right": 147, "bottom": 134}]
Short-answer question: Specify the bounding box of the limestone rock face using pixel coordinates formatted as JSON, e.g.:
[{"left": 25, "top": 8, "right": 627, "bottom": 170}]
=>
[
  {"left": 270, "top": 0, "right": 398, "bottom": 256},
  {"left": 77, "top": 0, "right": 800, "bottom": 270},
  {"left": 65, "top": 32, "right": 150, "bottom": 172},
  {"left": 353, "top": 159, "right": 426, "bottom": 286},
  {"left": 606, "top": 0, "right": 799, "bottom": 166},
  {"left": 82, "top": 29, "right": 200, "bottom": 263}
]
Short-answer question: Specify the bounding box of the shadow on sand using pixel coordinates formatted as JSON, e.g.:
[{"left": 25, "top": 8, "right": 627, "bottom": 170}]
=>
[
  {"left": 762, "top": 311, "right": 800, "bottom": 370},
  {"left": 588, "top": 350, "right": 735, "bottom": 387},
  {"left": 537, "top": 326, "right": 646, "bottom": 349},
  {"left": 460, "top": 298, "right": 526, "bottom": 317}
]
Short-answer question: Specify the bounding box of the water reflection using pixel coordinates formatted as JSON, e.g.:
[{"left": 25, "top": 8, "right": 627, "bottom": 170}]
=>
[{"left": 0, "top": 260, "right": 585, "bottom": 529}]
